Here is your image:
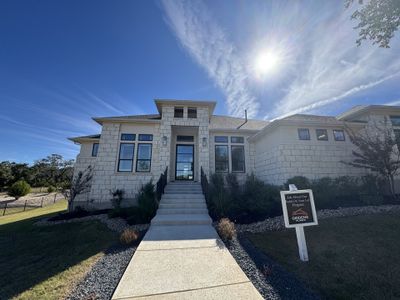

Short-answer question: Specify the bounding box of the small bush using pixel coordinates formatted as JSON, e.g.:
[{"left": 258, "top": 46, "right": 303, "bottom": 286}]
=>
[
  {"left": 120, "top": 229, "right": 139, "bottom": 245},
  {"left": 111, "top": 189, "right": 125, "bottom": 209},
  {"left": 8, "top": 180, "right": 31, "bottom": 199},
  {"left": 47, "top": 186, "right": 56, "bottom": 193},
  {"left": 137, "top": 181, "right": 157, "bottom": 221},
  {"left": 208, "top": 173, "right": 230, "bottom": 219},
  {"left": 217, "top": 218, "right": 236, "bottom": 241}
]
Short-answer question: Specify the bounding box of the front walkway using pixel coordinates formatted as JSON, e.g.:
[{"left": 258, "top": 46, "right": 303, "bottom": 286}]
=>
[{"left": 112, "top": 182, "right": 262, "bottom": 299}]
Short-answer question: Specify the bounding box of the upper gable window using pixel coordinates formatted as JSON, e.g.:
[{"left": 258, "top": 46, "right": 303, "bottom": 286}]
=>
[
  {"left": 298, "top": 128, "right": 310, "bottom": 140},
  {"left": 174, "top": 107, "right": 184, "bottom": 118},
  {"left": 121, "top": 133, "right": 136, "bottom": 141},
  {"left": 188, "top": 107, "right": 197, "bottom": 118},
  {"left": 231, "top": 136, "right": 244, "bottom": 143},
  {"left": 177, "top": 135, "right": 194, "bottom": 142},
  {"left": 214, "top": 136, "right": 228, "bottom": 143},
  {"left": 316, "top": 129, "right": 328, "bottom": 141},
  {"left": 92, "top": 143, "right": 99, "bottom": 157},
  {"left": 390, "top": 116, "right": 400, "bottom": 126},
  {"left": 333, "top": 130, "right": 346, "bottom": 141}
]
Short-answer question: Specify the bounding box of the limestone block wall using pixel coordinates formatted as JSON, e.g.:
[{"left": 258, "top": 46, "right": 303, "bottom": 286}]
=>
[{"left": 73, "top": 150, "right": 97, "bottom": 206}]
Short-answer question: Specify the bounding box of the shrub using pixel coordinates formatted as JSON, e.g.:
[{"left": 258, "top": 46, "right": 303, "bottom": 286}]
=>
[
  {"left": 120, "top": 229, "right": 139, "bottom": 245},
  {"left": 111, "top": 189, "right": 125, "bottom": 210},
  {"left": 137, "top": 181, "right": 157, "bottom": 221},
  {"left": 8, "top": 180, "right": 31, "bottom": 199},
  {"left": 47, "top": 186, "right": 56, "bottom": 193},
  {"left": 208, "top": 173, "right": 231, "bottom": 220},
  {"left": 284, "top": 176, "right": 311, "bottom": 190},
  {"left": 217, "top": 218, "right": 236, "bottom": 241}
]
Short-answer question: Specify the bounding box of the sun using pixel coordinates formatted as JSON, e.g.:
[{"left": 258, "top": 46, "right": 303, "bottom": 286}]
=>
[{"left": 254, "top": 51, "right": 282, "bottom": 76}]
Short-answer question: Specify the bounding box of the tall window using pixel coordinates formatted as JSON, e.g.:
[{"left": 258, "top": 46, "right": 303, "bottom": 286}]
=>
[
  {"left": 231, "top": 145, "right": 245, "bottom": 172},
  {"left": 92, "top": 143, "right": 99, "bottom": 157},
  {"left": 174, "top": 107, "right": 184, "bottom": 118},
  {"left": 215, "top": 145, "right": 229, "bottom": 172},
  {"left": 136, "top": 144, "right": 152, "bottom": 172},
  {"left": 118, "top": 143, "right": 135, "bottom": 172},
  {"left": 316, "top": 129, "right": 328, "bottom": 141},
  {"left": 188, "top": 107, "right": 197, "bottom": 118},
  {"left": 298, "top": 128, "right": 310, "bottom": 140},
  {"left": 333, "top": 129, "right": 345, "bottom": 141}
]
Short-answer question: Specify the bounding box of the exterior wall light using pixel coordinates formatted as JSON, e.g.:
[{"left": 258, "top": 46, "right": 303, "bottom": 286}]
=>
[
  {"left": 202, "top": 137, "right": 208, "bottom": 147},
  {"left": 162, "top": 136, "right": 168, "bottom": 146}
]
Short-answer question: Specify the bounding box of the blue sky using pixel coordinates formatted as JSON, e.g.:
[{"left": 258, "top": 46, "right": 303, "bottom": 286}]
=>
[{"left": 1, "top": 0, "right": 399, "bottom": 163}]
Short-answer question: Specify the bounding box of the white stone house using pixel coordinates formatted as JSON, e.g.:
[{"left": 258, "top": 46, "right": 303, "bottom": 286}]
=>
[{"left": 69, "top": 100, "right": 400, "bottom": 209}]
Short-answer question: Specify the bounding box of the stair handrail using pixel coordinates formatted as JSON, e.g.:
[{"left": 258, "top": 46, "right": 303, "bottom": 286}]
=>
[
  {"left": 156, "top": 166, "right": 168, "bottom": 201},
  {"left": 200, "top": 167, "right": 209, "bottom": 202}
]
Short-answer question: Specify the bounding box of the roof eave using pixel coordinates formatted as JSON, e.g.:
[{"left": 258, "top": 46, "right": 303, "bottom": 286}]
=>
[{"left": 92, "top": 117, "right": 161, "bottom": 125}]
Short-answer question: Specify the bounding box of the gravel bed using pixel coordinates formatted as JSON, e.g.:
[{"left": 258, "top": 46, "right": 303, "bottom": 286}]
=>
[
  {"left": 226, "top": 236, "right": 320, "bottom": 300},
  {"left": 35, "top": 214, "right": 149, "bottom": 233},
  {"left": 236, "top": 204, "right": 400, "bottom": 233},
  {"left": 66, "top": 244, "right": 137, "bottom": 300}
]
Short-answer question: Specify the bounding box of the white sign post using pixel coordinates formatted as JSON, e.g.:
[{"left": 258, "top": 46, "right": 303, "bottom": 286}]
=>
[{"left": 280, "top": 184, "right": 318, "bottom": 262}]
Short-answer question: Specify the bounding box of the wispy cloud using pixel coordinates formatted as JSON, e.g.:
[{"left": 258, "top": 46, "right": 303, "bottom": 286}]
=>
[{"left": 161, "top": 0, "right": 259, "bottom": 117}]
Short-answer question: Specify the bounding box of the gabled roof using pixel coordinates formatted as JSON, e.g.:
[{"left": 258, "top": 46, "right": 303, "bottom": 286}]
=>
[
  {"left": 93, "top": 114, "right": 161, "bottom": 125},
  {"left": 69, "top": 134, "right": 101, "bottom": 144},
  {"left": 337, "top": 105, "right": 400, "bottom": 121},
  {"left": 154, "top": 99, "right": 216, "bottom": 117}
]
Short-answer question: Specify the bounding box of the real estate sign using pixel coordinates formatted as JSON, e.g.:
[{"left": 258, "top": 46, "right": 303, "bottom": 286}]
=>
[{"left": 280, "top": 189, "right": 318, "bottom": 228}]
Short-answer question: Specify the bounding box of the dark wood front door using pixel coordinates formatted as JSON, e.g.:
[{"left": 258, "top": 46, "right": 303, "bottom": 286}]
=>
[{"left": 175, "top": 144, "right": 194, "bottom": 180}]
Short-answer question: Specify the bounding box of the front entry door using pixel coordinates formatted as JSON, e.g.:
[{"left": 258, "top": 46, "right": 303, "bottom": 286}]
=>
[{"left": 175, "top": 145, "right": 194, "bottom": 180}]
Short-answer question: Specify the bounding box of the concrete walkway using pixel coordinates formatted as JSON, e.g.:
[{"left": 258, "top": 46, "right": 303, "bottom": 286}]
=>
[{"left": 112, "top": 182, "right": 263, "bottom": 300}]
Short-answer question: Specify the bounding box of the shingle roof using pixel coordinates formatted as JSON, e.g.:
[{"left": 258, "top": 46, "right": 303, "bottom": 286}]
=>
[
  {"left": 281, "top": 114, "right": 340, "bottom": 124},
  {"left": 210, "top": 115, "right": 269, "bottom": 131}
]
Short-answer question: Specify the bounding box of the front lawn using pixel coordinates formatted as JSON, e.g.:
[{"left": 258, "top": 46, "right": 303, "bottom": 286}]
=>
[
  {"left": 248, "top": 213, "right": 400, "bottom": 299},
  {"left": 0, "top": 200, "right": 118, "bottom": 300}
]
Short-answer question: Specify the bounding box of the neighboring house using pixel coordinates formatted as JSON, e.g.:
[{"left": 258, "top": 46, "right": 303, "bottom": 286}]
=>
[{"left": 69, "top": 100, "right": 400, "bottom": 209}]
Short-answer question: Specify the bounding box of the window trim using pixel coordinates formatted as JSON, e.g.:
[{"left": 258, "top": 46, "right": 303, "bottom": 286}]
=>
[
  {"left": 333, "top": 129, "right": 346, "bottom": 141},
  {"left": 214, "top": 136, "right": 228, "bottom": 143},
  {"left": 316, "top": 129, "right": 328, "bottom": 141},
  {"left": 138, "top": 134, "right": 153, "bottom": 141},
  {"left": 230, "top": 136, "right": 244, "bottom": 144},
  {"left": 121, "top": 133, "right": 136, "bottom": 141},
  {"left": 187, "top": 107, "right": 197, "bottom": 119},
  {"left": 136, "top": 143, "right": 152, "bottom": 172},
  {"left": 174, "top": 107, "right": 184, "bottom": 118},
  {"left": 91, "top": 143, "right": 99, "bottom": 157},
  {"left": 231, "top": 145, "right": 245, "bottom": 173},
  {"left": 117, "top": 143, "right": 135, "bottom": 172},
  {"left": 298, "top": 128, "right": 311, "bottom": 140},
  {"left": 215, "top": 145, "right": 229, "bottom": 173}
]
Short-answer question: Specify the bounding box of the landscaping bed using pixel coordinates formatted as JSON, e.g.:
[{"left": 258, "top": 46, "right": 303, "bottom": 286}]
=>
[{"left": 246, "top": 212, "right": 400, "bottom": 299}]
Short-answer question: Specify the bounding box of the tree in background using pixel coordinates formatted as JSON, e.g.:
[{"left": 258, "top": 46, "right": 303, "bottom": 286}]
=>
[
  {"left": 346, "top": 0, "right": 400, "bottom": 48},
  {"left": 0, "top": 162, "right": 14, "bottom": 191},
  {"left": 8, "top": 180, "right": 31, "bottom": 200},
  {"left": 345, "top": 119, "right": 400, "bottom": 199},
  {"left": 62, "top": 165, "right": 93, "bottom": 211}
]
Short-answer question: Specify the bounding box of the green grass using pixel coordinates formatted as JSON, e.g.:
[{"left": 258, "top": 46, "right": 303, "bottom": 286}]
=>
[
  {"left": 248, "top": 213, "right": 400, "bottom": 300},
  {"left": 0, "top": 200, "right": 118, "bottom": 299}
]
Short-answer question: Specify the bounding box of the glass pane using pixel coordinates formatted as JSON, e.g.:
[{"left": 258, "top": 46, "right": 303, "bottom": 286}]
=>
[
  {"left": 215, "top": 136, "right": 228, "bottom": 143},
  {"left": 316, "top": 129, "right": 328, "bottom": 141},
  {"left": 390, "top": 116, "right": 400, "bottom": 126},
  {"left": 174, "top": 107, "right": 183, "bottom": 118},
  {"left": 92, "top": 143, "right": 99, "bottom": 156},
  {"left": 176, "top": 162, "right": 192, "bottom": 171},
  {"left": 138, "top": 134, "right": 153, "bottom": 141},
  {"left": 176, "top": 154, "right": 193, "bottom": 162},
  {"left": 215, "top": 145, "right": 228, "bottom": 160},
  {"left": 188, "top": 108, "right": 197, "bottom": 118},
  {"left": 177, "top": 145, "right": 193, "bottom": 154},
  {"left": 394, "top": 129, "right": 400, "bottom": 147},
  {"left": 215, "top": 162, "right": 229, "bottom": 172},
  {"left": 138, "top": 144, "right": 152, "bottom": 159},
  {"left": 232, "top": 146, "right": 245, "bottom": 172},
  {"left": 176, "top": 170, "right": 193, "bottom": 180},
  {"left": 231, "top": 136, "right": 244, "bottom": 143},
  {"left": 298, "top": 129, "right": 310, "bottom": 140},
  {"left": 333, "top": 130, "right": 345, "bottom": 141},
  {"left": 136, "top": 160, "right": 150, "bottom": 172},
  {"left": 118, "top": 160, "right": 132, "bottom": 172},
  {"left": 120, "top": 144, "right": 134, "bottom": 159},
  {"left": 121, "top": 133, "right": 136, "bottom": 141},
  {"left": 177, "top": 135, "right": 194, "bottom": 142}
]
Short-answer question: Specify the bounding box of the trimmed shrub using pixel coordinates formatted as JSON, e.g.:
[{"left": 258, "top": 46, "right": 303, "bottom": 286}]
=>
[
  {"left": 111, "top": 189, "right": 125, "bottom": 210},
  {"left": 8, "top": 180, "right": 31, "bottom": 199},
  {"left": 120, "top": 229, "right": 139, "bottom": 245},
  {"left": 47, "top": 186, "right": 56, "bottom": 193},
  {"left": 217, "top": 218, "right": 236, "bottom": 241},
  {"left": 208, "top": 173, "right": 231, "bottom": 220},
  {"left": 137, "top": 181, "right": 157, "bottom": 221}
]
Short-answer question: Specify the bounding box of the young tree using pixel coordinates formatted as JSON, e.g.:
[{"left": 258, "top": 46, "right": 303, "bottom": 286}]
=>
[
  {"left": 345, "top": 119, "right": 400, "bottom": 199},
  {"left": 8, "top": 180, "right": 31, "bottom": 200},
  {"left": 346, "top": 0, "right": 400, "bottom": 48},
  {"left": 62, "top": 165, "right": 93, "bottom": 211}
]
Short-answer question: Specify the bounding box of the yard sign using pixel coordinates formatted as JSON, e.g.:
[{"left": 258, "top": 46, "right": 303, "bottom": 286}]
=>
[{"left": 280, "top": 185, "right": 318, "bottom": 261}]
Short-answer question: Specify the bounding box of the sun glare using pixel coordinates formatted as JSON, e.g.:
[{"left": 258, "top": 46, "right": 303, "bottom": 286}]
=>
[{"left": 254, "top": 51, "right": 282, "bottom": 76}]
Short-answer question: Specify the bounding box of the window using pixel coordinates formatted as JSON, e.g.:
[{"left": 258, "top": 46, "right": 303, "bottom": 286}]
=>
[
  {"left": 174, "top": 107, "right": 184, "bottom": 118},
  {"left": 121, "top": 133, "right": 135, "bottom": 141},
  {"left": 333, "top": 129, "right": 345, "bottom": 141},
  {"left": 138, "top": 134, "right": 153, "bottom": 141},
  {"left": 298, "top": 128, "right": 310, "bottom": 140},
  {"left": 92, "top": 143, "right": 99, "bottom": 157},
  {"left": 214, "top": 136, "right": 228, "bottom": 143},
  {"left": 316, "top": 129, "right": 328, "bottom": 141},
  {"left": 231, "top": 145, "right": 245, "bottom": 172},
  {"left": 231, "top": 136, "right": 244, "bottom": 143},
  {"left": 394, "top": 129, "right": 400, "bottom": 148},
  {"left": 136, "top": 144, "right": 152, "bottom": 172},
  {"left": 118, "top": 143, "right": 134, "bottom": 172},
  {"left": 215, "top": 145, "right": 229, "bottom": 172},
  {"left": 177, "top": 135, "right": 194, "bottom": 142},
  {"left": 390, "top": 116, "right": 400, "bottom": 126},
  {"left": 188, "top": 107, "right": 197, "bottom": 118}
]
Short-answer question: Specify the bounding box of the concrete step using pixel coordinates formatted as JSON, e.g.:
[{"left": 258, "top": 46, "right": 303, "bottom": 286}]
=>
[
  {"left": 168, "top": 182, "right": 201, "bottom": 186},
  {"left": 161, "top": 195, "right": 205, "bottom": 201},
  {"left": 157, "top": 208, "right": 208, "bottom": 215},
  {"left": 164, "top": 189, "right": 203, "bottom": 194},
  {"left": 159, "top": 203, "right": 207, "bottom": 209},
  {"left": 165, "top": 187, "right": 203, "bottom": 192},
  {"left": 151, "top": 214, "right": 212, "bottom": 225},
  {"left": 161, "top": 198, "right": 206, "bottom": 204}
]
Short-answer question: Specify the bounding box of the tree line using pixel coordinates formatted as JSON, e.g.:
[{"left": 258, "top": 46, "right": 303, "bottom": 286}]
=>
[{"left": 0, "top": 154, "right": 74, "bottom": 192}]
